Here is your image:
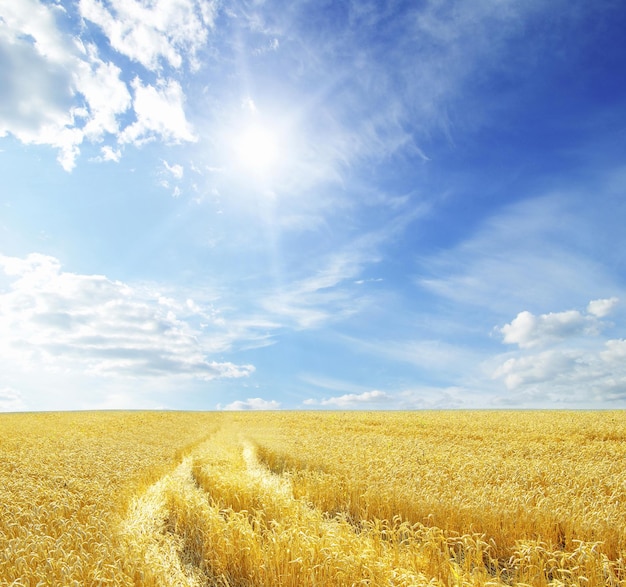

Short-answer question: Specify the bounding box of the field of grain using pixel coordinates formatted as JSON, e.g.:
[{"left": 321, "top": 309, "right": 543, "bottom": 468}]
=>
[{"left": 1, "top": 411, "right": 625, "bottom": 586}]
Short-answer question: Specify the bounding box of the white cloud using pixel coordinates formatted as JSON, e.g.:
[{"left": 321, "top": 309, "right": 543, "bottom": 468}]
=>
[
  {"left": 78, "top": 0, "right": 216, "bottom": 72},
  {"left": 0, "top": 0, "right": 70, "bottom": 63},
  {"left": 0, "top": 1, "right": 79, "bottom": 170},
  {"left": 602, "top": 339, "right": 626, "bottom": 362},
  {"left": 100, "top": 145, "right": 122, "bottom": 162},
  {"left": 160, "top": 160, "right": 184, "bottom": 196},
  {"left": 393, "top": 386, "right": 470, "bottom": 409},
  {"left": 588, "top": 297, "right": 619, "bottom": 318},
  {"left": 299, "top": 374, "right": 369, "bottom": 395},
  {"left": 163, "top": 160, "right": 184, "bottom": 179},
  {"left": 500, "top": 298, "right": 618, "bottom": 349},
  {"left": 120, "top": 77, "right": 197, "bottom": 145},
  {"left": 253, "top": 37, "right": 279, "bottom": 55},
  {"left": 492, "top": 350, "right": 581, "bottom": 390},
  {"left": 501, "top": 309, "right": 588, "bottom": 349},
  {"left": 0, "top": 37, "right": 70, "bottom": 135},
  {"left": 218, "top": 397, "right": 280, "bottom": 410},
  {"left": 0, "top": 0, "right": 200, "bottom": 169},
  {"left": 254, "top": 211, "right": 424, "bottom": 333},
  {"left": 492, "top": 298, "right": 626, "bottom": 404},
  {"left": 0, "top": 387, "right": 27, "bottom": 412},
  {"left": 304, "top": 389, "right": 389, "bottom": 408},
  {"left": 303, "top": 386, "right": 474, "bottom": 410},
  {"left": 0, "top": 252, "right": 254, "bottom": 382},
  {"left": 0, "top": 0, "right": 133, "bottom": 169},
  {"left": 73, "top": 42, "right": 132, "bottom": 141},
  {"left": 491, "top": 342, "right": 626, "bottom": 403},
  {"left": 241, "top": 97, "right": 257, "bottom": 113}
]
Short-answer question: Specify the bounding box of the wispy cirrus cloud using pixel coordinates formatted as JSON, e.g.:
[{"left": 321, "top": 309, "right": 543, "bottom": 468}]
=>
[
  {"left": 225, "top": 0, "right": 576, "bottom": 183},
  {"left": 260, "top": 240, "right": 382, "bottom": 330},
  {"left": 419, "top": 194, "right": 624, "bottom": 315},
  {"left": 257, "top": 209, "right": 423, "bottom": 330},
  {"left": 261, "top": 275, "right": 368, "bottom": 330}
]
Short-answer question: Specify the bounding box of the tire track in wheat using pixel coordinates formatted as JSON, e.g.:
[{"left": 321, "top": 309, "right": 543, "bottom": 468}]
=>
[
  {"left": 118, "top": 434, "right": 224, "bottom": 587},
  {"left": 121, "top": 428, "right": 438, "bottom": 586}
]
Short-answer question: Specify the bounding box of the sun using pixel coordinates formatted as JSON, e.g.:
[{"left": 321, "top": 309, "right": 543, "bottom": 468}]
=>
[
  {"left": 222, "top": 99, "right": 294, "bottom": 183},
  {"left": 232, "top": 123, "right": 281, "bottom": 177}
]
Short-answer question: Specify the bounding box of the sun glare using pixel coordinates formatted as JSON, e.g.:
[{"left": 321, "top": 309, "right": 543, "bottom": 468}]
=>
[{"left": 233, "top": 124, "right": 281, "bottom": 176}]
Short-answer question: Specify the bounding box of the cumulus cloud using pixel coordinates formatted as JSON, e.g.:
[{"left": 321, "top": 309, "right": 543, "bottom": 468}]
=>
[
  {"left": 493, "top": 350, "right": 582, "bottom": 390},
  {"left": 0, "top": 30, "right": 72, "bottom": 133},
  {"left": 587, "top": 297, "right": 619, "bottom": 318},
  {"left": 0, "top": 0, "right": 201, "bottom": 169},
  {"left": 0, "top": 253, "right": 254, "bottom": 381},
  {"left": 218, "top": 397, "right": 280, "bottom": 410},
  {"left": 492, "top": 343, "right": 626, "bottom": 402},
  {"left": 501, "top": 310, "right": 588, "bottom": 348},
  {"left": 492, "top": 298, "right": 626, "bottom": 404},
  {"left": 78, "top": 0, "right": 216, "bottom": 72},
  {"left": 120, "top": 77, "right": 196, "bottom": 145},
  {"left": 0, "top": 0, "right": 130, "bottom": 169},
  {"left": 99, "top": 145, "right": 122, "bottom": 162},
  {"left": 0, "top": 0, "right": 81, "bottom": 170},
  {"left": 304, "top": 389, "right": 389, "bottom": 408},
  {"left": 73, "top": 42, "right": 132, "bottom": 141},
  {"left": 499, "top": 298, "right": 618, "bottom": 349}
]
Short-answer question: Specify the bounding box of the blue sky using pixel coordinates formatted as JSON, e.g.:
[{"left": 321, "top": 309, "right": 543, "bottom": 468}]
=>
[{"left": 1, "top": 0, "right": 626, "bottom": 411}]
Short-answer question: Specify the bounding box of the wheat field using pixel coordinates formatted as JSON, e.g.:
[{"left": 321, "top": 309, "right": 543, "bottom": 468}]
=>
[{"left": 0, "top": 411, "right": 625, "bottom": 586}]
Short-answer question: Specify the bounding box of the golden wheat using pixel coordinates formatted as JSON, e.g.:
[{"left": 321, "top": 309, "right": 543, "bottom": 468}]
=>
[
  {"left": 0, "top": 411, "right": 220, "bottom": 585},
  {"left": 248, "top": 411, "right": 626, "bottom": 585},
  {"left": 1, "top": 410, "right": 624, "bottom": 586}
]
